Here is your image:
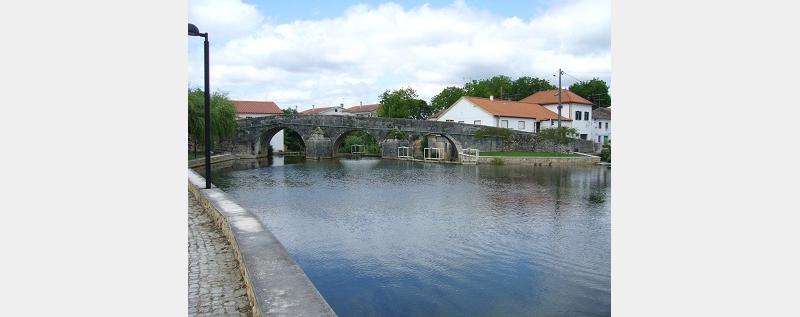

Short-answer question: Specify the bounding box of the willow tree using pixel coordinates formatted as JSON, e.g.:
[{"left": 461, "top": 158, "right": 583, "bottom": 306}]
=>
[{"left": 188, "top": 88, "right": 238, "bottom": 158}]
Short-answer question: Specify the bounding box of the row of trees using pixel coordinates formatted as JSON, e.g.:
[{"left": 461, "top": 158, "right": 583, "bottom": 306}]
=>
[
  {"left": 376, "top": 75, "right": 611, "bottom": 120},
  {"left": 187, "top": 88, "right": 238, "bottom": 157}
]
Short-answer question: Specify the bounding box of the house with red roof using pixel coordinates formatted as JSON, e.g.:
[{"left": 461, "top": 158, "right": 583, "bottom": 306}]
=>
[
  {"left": 231, "top": 100, "right": 285, "bottom": 152},
  {"left": 300, "top": 105, "right": 347, "bottom": 115},
  {"left": 434, "top": 95, "right": 570, "bottom": 133},
  {"left": 231, "top": 100, "right": 282, "bottom": 119},
  {"left": 344, "top": 103, "right": 380, "bottom": 117},
  {"left": 520, "top": 89, "right": 595, "bottom": 140}
]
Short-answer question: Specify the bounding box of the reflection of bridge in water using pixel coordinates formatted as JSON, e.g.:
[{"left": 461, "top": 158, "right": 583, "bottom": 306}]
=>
[{"left": 231, "top": 114, "right": 590, "bottom": 162}]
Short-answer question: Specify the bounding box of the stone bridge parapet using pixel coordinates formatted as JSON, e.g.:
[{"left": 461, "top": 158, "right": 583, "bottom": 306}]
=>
[{"left": 231, "top": 114, "right": 594, "bottom": 161}]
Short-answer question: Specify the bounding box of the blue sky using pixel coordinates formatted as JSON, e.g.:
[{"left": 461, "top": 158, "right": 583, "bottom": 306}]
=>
[
  {"left": 188, "top": 0, "right": 610, "bottom": 110},
  {"left": 247, "top": 0, "right": 556, "bottom": 24}
]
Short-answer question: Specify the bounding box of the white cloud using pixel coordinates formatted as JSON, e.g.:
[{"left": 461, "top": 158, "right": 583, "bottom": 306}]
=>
[
  {"left": 188, "top": 0, "right": 610, "bottom": 110},
  {"left": 188, "top": 0, "right": 264, "bottom": 40}
]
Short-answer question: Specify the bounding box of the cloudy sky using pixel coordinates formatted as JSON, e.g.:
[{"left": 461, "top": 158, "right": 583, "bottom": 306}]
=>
[{"left": 188, "top": 0, "right": 610, "bottom": 111}]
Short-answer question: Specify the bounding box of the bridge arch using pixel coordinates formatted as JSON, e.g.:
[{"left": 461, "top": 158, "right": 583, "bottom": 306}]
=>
[
  {"left": 331, "top": 129, "right": 383, "bottom": 156},
  {"left": 253, "top": 125, "right": 306, "bottom": 157},
  {"left": 411, "top": 132, "right": 463, "bottom": 161}
]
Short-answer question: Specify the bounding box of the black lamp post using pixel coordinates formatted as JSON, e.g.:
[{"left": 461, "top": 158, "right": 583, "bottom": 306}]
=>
[{"left": 189, "top": 23, "right": 212, "bottom": 189}]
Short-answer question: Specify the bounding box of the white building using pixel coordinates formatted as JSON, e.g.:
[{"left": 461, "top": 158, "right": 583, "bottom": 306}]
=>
[
  {"left": 232, "top": 100, "right": 285, "bottom": 152},
  {"left": 592, "top": 107, "right": 611, "bottom": 145},
  {"left": 521, "top": 89, "right": 595, "bottom": 141},
  {"left": 434, "top": 96, "right": 570, "bottom": 132},
  {"left": 344, "top": 103, "right": 380, "bottom": 117},
  {"left": 301, "top": 104, "right": 348, "bottom": 115}
]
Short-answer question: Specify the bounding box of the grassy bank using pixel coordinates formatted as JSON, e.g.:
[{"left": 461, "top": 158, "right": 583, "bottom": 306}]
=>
[{"left": 481, "top": 151, "right": 580, "bottom": 157}]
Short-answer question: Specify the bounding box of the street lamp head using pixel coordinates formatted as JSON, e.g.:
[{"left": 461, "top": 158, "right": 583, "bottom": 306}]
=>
[{"left": 188, "top": 23, "right": 201, "bottom": 36}]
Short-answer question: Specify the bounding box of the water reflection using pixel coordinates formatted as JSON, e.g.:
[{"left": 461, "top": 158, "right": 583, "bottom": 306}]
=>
[{"left": 212, "top": 158, "right": 610, "bottom": 317}]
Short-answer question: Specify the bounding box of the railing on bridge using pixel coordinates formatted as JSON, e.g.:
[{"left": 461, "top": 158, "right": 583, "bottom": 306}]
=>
[
  {"left": 460, "top": 148, "right": 479, "bottom": 164},
  {"left": 351, "top": 144, "right": 365, "bottom": 155},
  {"left": 423, "top": 147, "right": 444, "bottom": 161},
  {"left": 397, "top": 146, "right": 412, "bottom": 159}
]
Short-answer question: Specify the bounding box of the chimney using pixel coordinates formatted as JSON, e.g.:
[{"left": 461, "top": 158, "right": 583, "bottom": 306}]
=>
[
  {"left": 312, "top": 104, "right": 315, "bottom": 109},
  {"left": 489, "top": 95, "right": 494, "bottom": 101},
  {"left": 360, "top": 101, "right": 363, "bottom": 106}
]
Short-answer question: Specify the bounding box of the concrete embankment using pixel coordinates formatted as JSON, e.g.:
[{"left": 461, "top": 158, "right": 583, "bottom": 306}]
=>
[{"left": 188, "top": 169, "right": 337, "bottom": 317}]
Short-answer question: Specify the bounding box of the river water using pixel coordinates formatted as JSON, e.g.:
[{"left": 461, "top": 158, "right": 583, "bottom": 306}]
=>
[{"left": 210, "top": 157, "right": 610, "bottom": 316}]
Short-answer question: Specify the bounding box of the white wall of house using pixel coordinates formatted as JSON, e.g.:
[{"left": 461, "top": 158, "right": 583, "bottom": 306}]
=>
[
  {"left": 593, "top": 119, "right": 611, "bottom": 144},
  {"left": 270, "top": 130, "right": 285, "bottom": 152},
  {"left": 542, "top": 103, "right": 593, "bottom": 140},
  {"left": 313, "top": 107, "right": 350, "bottom": 115},
  {"left": 496, "top": 116, "right": 536, "bottom": 132},
  {"left": 541, "top": 119, "right": 573, "bottom": 130},
  {"left": 435, "top": 98, "right": 495, "bottom": 126}
]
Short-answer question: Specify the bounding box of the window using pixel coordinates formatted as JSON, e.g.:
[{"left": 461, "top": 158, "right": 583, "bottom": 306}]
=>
[
  {"left": 604, "top": 136, "right": 609, "bottom": 144},
  {"left": 575, "top": 111, "right": 582, "bottom": 120},
  {"left": 445, "top": 119, "right": 454, "bottom": 122},
  {"left": 500, "top": 120, "right": 508, "bottom": 128},
  {"left": 458, "top": 120, "right": 464, "bottom": 123},
  {"left": 598, "top": 136, "right": 601, "bottom": 143},
  {"left": 474, "top": 120, "right": 481, "bottom": 125},
  {"left": 598, "top": 122, "right": 602, "bottom": 128},
  {"left": 584, "top": 111, "right": 589, "bottom": 121},
  {"left": 580, "top": 134, "right": 587, "bottom": 140},
  {"left": 550, "top": 120, "right": 554, "bottom": 126},
  {"left": 518, "top": 121, "right": 525, "bottom": 130},
  {"left": 605, "top": 122, "right": 608, "bottom": 130}
]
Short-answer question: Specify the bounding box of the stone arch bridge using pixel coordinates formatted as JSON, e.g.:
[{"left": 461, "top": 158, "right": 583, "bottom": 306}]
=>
[{"left": 230, "top": 115, "right": 589, "bottom": 161}]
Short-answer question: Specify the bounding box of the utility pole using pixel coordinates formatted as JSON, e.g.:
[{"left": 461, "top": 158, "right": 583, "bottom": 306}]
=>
[{"left": 557, "top": 68, "right": 564, "bottom": 128}]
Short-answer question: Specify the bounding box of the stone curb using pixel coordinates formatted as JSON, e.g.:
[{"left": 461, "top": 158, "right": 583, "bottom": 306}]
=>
[
  {"left": 188, "top": 153, "right": 238, "bottom": 168},
  {"left": 188, "top": 169, "right": 337, "bottom": 317}
]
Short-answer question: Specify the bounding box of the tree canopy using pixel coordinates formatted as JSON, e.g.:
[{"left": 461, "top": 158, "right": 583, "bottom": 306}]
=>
[
  {"left": 187, "top": 87, "right": 238, "bottom": 147},
  {"left": 430, "top": 86, "right": 466, "bottom": 115},
  {"left": 428, "top": 75, "right": 558, "bottom": 112},
  {"left": 376, "top": 87, "right": 432, "bottom": 120},
  {"left": 568, "top": 78, "right": 611, "bottom": 109}
]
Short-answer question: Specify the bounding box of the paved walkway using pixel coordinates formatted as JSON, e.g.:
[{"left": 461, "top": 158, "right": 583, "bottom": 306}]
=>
[{"left": 188, "top": 192, "right": 252, "bottom": 316}]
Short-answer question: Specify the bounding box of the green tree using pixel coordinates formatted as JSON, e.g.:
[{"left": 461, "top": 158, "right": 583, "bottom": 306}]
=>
[
  {"left": 187, "top": 87, "right": 238, "bottom": 157},
  {"left": 282, "top": 107, "right": 298, "bottom": 115},
  {"left": 510, "top": 76, "right": 556, "bottom": 100},
  {"left": 283, "top": 129, "right": 305, "bottom": 152},
  {"left": 377, "top": 87, "right": 432, "bottom": 120},
  {"left": 568, "top": 78, "right": 611, "bottom": 109},
  {"left": 430, "top": 86, "right": 465, "bottom": 114},
  {"left": 463, "top": 75, "right": 513, "bottom": 99},
  {"left": 337, "top": 131, "right": 379, "bottom": 154},
  {"left": 458, "top": 75, "right": 555, "bottom": 101}
]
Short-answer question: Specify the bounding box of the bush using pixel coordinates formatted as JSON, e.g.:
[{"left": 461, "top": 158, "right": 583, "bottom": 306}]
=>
[
  {"left": 475, "top": 126, "right": 513, "bottom": 140},
  {"left": 600, "top": 144, "right": 611, "bottom": 162},
  {"left": 537, "top": 127, "right": 579, "bottom": 145},
  {"left": 338, "top": 131, "right": 379, "bottom": 154}
]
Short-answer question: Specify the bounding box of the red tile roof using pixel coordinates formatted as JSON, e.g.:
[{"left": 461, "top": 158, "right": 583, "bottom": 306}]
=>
[
  {"left": 232, "top": 100, "right": 282, "bottom": 114},
  {"left": 520, "top": 89, "right": 594, "bottom": 105},
  {"left": 344, "top": 104, "right": 380, "bottom": 113},
  {"left": 462, "top": 96, "right": 571, "bottom": 121},
  {"left": 301, "top": 106, "right": 339, "bottom": 115}
]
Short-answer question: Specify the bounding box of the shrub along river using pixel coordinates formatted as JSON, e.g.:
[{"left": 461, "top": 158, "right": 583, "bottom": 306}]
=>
[{"left": 209, "top": 156, "right": 610, "bottom": 316}]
